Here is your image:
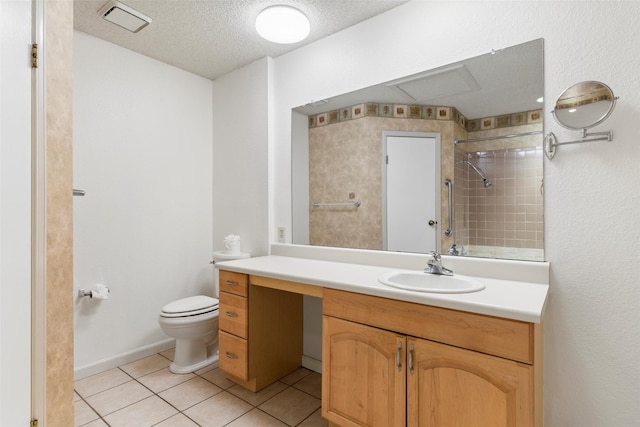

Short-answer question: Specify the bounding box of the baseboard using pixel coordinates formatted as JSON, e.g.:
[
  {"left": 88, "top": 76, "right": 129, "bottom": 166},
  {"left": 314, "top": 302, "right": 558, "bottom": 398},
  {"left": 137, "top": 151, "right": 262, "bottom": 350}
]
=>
[
  {"left": 301, "top": 355, "right": 322, "bottom": 374},
  {"left": 74, "top": 338, "right": 176, "bottom": 381}
]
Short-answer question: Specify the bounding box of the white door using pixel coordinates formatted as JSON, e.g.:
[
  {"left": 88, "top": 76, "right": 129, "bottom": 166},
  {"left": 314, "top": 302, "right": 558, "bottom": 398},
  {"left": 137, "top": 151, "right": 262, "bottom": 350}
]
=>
[
  {"left": 0, "top": 0, "right": 33, "bottom": 424},
  {"left": 383, "top": 133, "right": 439, "bottom": 253}
]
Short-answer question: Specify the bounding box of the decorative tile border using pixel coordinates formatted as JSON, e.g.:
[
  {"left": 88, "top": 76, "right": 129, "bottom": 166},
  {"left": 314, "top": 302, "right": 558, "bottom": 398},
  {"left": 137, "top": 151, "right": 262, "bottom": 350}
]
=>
[{"left": 308, "top": 102, "right": 542, "bottom": 132}]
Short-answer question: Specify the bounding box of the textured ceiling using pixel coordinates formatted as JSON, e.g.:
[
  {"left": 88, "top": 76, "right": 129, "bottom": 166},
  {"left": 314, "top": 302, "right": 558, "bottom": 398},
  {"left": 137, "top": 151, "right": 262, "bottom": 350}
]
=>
[{"left": 74, "top": 0, "right": 409, "bottom": 80}]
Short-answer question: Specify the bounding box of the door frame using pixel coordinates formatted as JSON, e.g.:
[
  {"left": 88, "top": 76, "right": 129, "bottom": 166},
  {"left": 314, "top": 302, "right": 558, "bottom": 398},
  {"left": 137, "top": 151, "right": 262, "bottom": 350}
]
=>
[
  {"left": 32, "top": 0, "right": 47, "bottom": 423},
  {"left": 382, "top": 131, "right": 441, "bottom": 253}
]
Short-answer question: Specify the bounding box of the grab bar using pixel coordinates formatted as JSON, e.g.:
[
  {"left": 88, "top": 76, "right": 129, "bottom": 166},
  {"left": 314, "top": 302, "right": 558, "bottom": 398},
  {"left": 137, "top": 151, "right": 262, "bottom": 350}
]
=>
[
  {"left": 313, "top": 200, "right": 361, "bottom": 208},
  {"left": 444, "top": 179, "right": 453, "bottom": 236}
]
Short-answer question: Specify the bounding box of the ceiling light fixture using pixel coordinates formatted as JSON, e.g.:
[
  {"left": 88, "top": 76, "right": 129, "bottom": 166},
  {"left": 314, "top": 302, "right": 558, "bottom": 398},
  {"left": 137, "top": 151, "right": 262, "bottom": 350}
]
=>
[{"left": 255, "top": 5, "right": 310, "bottom": 44}]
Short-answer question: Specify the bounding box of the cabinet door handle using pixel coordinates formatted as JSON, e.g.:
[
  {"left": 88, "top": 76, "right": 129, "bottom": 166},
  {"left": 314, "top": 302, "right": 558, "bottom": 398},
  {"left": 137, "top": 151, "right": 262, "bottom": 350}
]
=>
[
  {"left": 225, "top": 280, "right": 238, "bottom": 286},
  {"left": 225, "top": 352, "right": 238, "bottom": 359},
  {"left": 396, "top": 341, "right": 403, "bottom": 371},
  {"left": 408, "top": 343, "right": 414, "bottom": 375},
  {"left": 225, "top": 311, "right": 238, "bottom": 318}
]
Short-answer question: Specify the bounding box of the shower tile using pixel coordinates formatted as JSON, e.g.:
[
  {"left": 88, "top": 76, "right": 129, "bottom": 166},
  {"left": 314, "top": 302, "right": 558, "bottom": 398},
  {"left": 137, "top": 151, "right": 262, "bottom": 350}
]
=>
[
  {"left": 74, "top": 368, "right": 130, "bottom": 397},
  {"left": 159, "top": 377, "right": 223, "bottom": 411},
  {"left": 120, "top": 354, "right": 171, "bottom": 378}
]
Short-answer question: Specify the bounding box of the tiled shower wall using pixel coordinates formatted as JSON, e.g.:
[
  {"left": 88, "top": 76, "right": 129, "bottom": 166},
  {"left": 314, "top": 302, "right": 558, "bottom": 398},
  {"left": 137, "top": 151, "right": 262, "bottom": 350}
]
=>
[{"left": 454, "top": 146, "right": 544, "bottom": 252}]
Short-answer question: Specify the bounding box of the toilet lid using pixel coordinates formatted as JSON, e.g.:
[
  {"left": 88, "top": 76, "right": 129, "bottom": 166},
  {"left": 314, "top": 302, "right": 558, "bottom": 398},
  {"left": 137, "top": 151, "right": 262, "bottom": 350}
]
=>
[{"left": 161, "top": 296, "right": 219, "bottom": 317}]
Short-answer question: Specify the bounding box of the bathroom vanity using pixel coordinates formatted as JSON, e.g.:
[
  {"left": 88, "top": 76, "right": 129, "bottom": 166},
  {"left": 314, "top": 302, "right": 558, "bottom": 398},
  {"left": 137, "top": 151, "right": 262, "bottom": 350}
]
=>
[{"left": 216, "top": 247, "right": 548, "bottom": 427}]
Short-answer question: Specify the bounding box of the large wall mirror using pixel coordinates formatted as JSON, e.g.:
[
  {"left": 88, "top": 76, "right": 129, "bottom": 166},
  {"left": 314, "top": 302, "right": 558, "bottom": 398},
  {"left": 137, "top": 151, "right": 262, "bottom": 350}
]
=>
[{"left": 291, "top": 38, "right": 544, "bottom": 262}]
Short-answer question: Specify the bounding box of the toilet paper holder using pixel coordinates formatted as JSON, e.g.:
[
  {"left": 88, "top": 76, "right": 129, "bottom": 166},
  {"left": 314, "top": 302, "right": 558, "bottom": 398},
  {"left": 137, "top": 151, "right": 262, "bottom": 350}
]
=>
[{"left": 78, "top": 284, "right": 110, "bottom": 299}]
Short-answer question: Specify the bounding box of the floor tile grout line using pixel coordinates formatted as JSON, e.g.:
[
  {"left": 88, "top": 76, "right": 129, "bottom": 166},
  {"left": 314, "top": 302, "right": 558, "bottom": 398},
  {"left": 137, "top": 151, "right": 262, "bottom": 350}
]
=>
[
  {"left": 76, "top": 392, "right": 112, "bottom": 427},
  {"left": 75, "top": 353, "right": 325, "bottom": 427}
]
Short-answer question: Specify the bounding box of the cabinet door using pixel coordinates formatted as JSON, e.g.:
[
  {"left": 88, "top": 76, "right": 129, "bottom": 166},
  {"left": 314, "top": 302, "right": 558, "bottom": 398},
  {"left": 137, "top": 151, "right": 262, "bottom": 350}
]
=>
[
  {"left": 322, "top": 316, "right": 406, "bottom": 427},
  {"left": 407, "top": 338, "right": 533, "bottom": 427}
]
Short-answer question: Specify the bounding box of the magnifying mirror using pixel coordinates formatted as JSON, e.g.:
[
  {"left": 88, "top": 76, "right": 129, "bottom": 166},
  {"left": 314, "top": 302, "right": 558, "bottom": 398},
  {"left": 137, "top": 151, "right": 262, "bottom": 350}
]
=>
[
  {"left": 545, "top": 81, "right": 618, "bottom": 159},
  {"left": 552, "top": 81, "right": 617, "bottom": 130}
]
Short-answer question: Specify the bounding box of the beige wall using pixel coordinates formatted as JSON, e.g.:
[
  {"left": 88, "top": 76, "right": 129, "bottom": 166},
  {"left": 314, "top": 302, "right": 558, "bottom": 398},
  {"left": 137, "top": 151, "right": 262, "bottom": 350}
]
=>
[
  {"left": 45, "top": 0, "right": 74, "bottom": 424},
  {"left": 309, "top": 116, "right": 457, "bottom": 250}
]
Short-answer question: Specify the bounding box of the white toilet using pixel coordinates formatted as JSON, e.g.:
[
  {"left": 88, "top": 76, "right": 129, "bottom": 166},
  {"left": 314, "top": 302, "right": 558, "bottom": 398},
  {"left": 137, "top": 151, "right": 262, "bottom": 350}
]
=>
[{"left": 158, "top": 295, "right": 219, "bottom": 374}]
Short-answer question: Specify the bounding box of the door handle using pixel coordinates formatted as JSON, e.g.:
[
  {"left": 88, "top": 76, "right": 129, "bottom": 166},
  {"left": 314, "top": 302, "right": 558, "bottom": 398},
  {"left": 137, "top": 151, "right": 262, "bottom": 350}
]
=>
[
  {"left": 396, "top": 341, "right": 403, "bottom": 371},
  {"left": 408, "top": 343, "right": 414, "bottom": 375}
]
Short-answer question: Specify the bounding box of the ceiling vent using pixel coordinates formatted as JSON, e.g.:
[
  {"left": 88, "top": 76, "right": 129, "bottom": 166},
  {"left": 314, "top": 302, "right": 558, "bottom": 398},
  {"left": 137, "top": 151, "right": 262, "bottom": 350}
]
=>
[
  {"left": 98, "top": 1, "right": 152, "bottom": 33},
  {"left": 386, "top": 64, "right": 480, "bottom": 102}
]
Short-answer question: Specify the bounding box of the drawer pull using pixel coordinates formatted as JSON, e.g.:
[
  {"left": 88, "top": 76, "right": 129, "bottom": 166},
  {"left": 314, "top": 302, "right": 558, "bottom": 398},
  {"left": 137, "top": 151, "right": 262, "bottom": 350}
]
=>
[
  {"left": 396, "top": 341, "right": 403, "bottom": 371},
  {"left": 225, "top": 311, "right": 239, "bottom": 318},
  {"left": 225, "top": 280, "right": 239, "bottom": 286},
  {"left": 225, "top": 352, "right": 239, "bottom": 360}
]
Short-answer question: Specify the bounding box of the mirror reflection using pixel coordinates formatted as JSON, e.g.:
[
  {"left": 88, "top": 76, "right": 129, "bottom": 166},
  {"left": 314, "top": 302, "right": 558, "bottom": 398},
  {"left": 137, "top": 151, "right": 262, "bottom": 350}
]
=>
[
  {"left": 553, "top": 81, "right": 616, "bottom": 130},
  {"left": 292, "top": 39, "right": 544, "bottom": 261}
]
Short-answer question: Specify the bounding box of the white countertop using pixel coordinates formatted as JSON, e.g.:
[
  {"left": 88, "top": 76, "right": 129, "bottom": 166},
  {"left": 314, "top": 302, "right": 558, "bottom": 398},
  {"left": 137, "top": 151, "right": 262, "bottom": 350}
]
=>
[{"left": 216, "top": 255, "right": 549, "bottom": 323}]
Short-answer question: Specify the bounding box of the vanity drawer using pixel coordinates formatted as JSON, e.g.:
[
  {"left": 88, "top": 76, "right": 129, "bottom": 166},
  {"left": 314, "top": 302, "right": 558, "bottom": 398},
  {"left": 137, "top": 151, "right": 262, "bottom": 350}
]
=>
[
  {"left": 219, "top": 292, "right": 248, "bottom": 339},
  {"left": 219, "top": 270, "right": 248, "bottom": 297},
  {"left": 323, "top": 288, "right": 533, "bottom": 364},
  {"left": 219, "top": 331, "right": 248, "bottom": 380}
]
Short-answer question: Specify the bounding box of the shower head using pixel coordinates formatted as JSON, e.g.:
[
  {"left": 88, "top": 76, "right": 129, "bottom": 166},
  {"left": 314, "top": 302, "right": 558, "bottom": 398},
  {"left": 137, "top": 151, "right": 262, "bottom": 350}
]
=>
[{"left": 458, "top": 160, "right": 493, "bottom": 188}]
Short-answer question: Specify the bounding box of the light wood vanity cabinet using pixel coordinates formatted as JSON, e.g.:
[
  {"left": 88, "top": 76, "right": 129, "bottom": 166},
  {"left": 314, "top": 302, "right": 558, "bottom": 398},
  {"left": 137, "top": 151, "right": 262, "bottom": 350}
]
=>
[
  {"left": 322, "top": 288, "right": 543, "bottom": 427},
  {"left": 218, "top": 270, "right": 303, "bottom": 392}
]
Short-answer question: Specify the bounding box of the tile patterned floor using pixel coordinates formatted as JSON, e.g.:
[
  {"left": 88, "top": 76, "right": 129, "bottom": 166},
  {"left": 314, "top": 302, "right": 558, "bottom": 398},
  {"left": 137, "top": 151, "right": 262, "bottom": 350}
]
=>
[{"left": 74, "top": 349, "right": 328, "bottom": 427}]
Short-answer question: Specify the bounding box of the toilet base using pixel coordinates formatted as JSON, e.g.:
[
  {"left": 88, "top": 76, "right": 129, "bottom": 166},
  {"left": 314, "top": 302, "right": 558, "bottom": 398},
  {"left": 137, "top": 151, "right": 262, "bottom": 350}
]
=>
[
  {"left": 169, "top": 351, "right": 218, "bottom": 374},
  {"left": 169, "top": 338, "right": 219, "bottom": 374}
]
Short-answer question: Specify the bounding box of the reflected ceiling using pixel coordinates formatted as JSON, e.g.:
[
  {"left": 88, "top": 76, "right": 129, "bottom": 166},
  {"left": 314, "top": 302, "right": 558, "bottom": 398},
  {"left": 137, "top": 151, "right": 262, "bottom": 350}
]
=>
[{"left": 295, "top": 41, "right": 543, "bottom": 119}]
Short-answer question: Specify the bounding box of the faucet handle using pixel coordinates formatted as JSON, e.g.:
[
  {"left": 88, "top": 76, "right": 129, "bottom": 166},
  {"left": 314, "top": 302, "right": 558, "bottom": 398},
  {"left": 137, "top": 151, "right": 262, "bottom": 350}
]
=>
[{"left": 428, "top": 251, "right": 441, "bottom": 261}]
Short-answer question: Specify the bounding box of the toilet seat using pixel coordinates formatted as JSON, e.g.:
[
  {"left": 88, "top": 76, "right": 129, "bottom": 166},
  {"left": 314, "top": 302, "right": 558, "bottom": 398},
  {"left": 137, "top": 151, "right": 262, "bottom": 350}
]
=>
[{"left": 160, "top": 295, "right": 219, "bottom": 318}]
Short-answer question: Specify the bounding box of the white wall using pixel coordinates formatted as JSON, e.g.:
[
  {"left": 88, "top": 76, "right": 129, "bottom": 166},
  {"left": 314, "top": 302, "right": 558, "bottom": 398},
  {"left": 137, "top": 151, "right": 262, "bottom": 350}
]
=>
[
  {"left": 73, "top": 32, "right": 214, "bottom": 377},
  {"left": 212, "top": 58, "right": 270, "bottom": 261},
  {"left": 270, "top": 1, "right": 640, "bottom": 425}
]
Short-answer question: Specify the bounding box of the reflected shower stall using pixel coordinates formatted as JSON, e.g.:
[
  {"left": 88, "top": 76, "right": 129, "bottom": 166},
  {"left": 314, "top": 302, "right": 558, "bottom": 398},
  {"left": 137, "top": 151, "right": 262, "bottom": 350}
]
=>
[{"left": 452, "top": 139, "right": 544, "bottom": 260}]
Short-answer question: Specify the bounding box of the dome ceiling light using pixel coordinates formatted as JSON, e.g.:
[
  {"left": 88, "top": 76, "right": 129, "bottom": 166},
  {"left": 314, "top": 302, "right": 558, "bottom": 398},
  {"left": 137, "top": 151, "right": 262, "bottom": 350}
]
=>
[{"left": 255, "top": 5, "right": 310, "bottom": 44}]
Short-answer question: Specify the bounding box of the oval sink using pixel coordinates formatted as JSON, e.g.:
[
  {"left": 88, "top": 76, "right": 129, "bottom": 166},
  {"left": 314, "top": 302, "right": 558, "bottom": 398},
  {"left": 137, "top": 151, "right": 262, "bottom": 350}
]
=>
[{"left": 378, "top": 271, "right": 485, "bottom": 293}]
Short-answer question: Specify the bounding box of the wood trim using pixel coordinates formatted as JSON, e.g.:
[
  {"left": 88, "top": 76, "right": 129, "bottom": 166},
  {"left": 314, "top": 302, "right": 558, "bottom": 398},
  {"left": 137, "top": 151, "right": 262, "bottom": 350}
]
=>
[
  {"left": 324, "top": 288, "right": 533, "bottom": 364},
  {"left": 534, "top": 323, "right": 544, "bottom": 427},
  {"left": 250, "top": 275, "right": 323, "bottom": 297}
]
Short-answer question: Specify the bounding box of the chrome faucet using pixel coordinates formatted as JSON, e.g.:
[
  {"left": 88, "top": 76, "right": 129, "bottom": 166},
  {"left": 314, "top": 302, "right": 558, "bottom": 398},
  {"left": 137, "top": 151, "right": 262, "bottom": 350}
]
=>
[{"left": 424, "top": 251, "right": 453, "bottom": 276}]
